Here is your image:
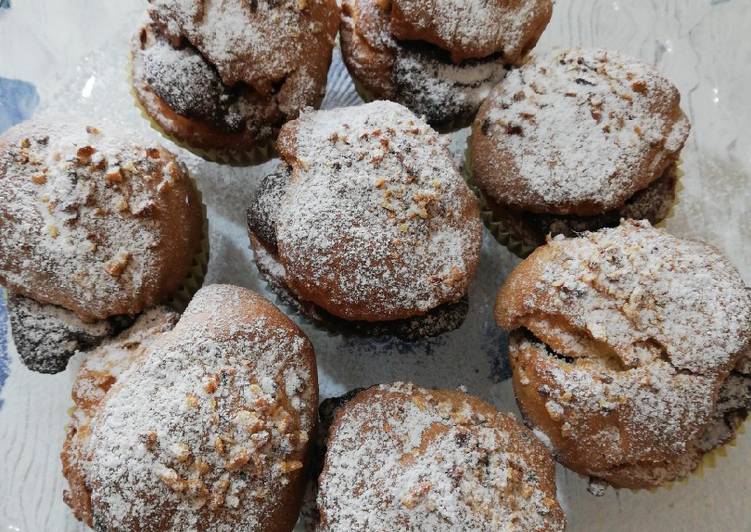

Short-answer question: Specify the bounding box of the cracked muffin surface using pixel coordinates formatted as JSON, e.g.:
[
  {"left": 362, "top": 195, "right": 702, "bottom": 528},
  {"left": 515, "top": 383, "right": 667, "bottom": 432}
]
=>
[
  {"left": 494, "top": 220, "right": 751, "bottom": 488},
  {"left": 62, "top": 285, "right": 318, "bottom": 532},
  {"left": 131, "top": 0, "right": 339, "bottom": 160},
  {"left": 339, "top": 0, "right": 551, "bottom": 129}
]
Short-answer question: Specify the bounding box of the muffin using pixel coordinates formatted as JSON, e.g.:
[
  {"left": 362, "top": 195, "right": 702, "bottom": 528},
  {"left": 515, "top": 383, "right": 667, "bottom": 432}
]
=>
[
  {"left": 469, "top": 48, "right": 691, "bottom": 255},
  {"left": 131, "top": 0, "right": 339, "bottom": 164},
  {"left": 315, "top": 383, "right": 566, "bottom": 531},
  {"left": 62, "top": 284, "right": 318, "bottom": 531},
  {"left": 247, "top": 101, "right": 483, "bottom": 339},
  {"left": 0, "top": 119, "right": 206, "bottom": 373},
  {"left": 495, "top": 220, "right": 751, "bottom": 489},
  {"left": 340, "top": 0, "right": 552, "bottom": 129}
]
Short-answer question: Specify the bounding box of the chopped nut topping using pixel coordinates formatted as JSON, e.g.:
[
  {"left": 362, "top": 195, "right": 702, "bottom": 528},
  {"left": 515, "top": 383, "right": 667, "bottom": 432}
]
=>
[
  {"left": 204, "top": 374, "right": 218, "bottom": 394},
  {"left": 31, "top": 174, "right": 47, "bottom": 185},
  {"left": 146, "top": 148, "right": 161, "bottom": 159},
  {"left": 105, "top": 168, "right": 123, "bottom": 184},
  {"left": 631, "top": 80, "right": 648, "bottom": 94},
  {"left": 214, "top": 436, "right": 226, "bottom": 455},
  {"left": 104, "top": 250, "right": 131, "bottom": 277},
  {"left": 47, "top": 224, "right": 59, "bottom": 239},
  {"left": 170, "top": 442, "right": 191, "bottom": 462},
  {"left": 281, "top": 460, "right": 303, "bottom": 473},
  {"left": 209, "top": 476, "right": 230, "bottom": 510},
  {"left": 76, "top": 146, "right": 96, "bottom": 164},
  {"left": 155, "top": 464, "right": 186, "bottom": 492},
  {"left": 186, "top": 393, "right": 199, "bottom": 409},
  {"left": 225, "top": 447, "right": 251, "bottom": 471},
  {"left": 141, "top": 431, "right": 158, "bottom": 450}
]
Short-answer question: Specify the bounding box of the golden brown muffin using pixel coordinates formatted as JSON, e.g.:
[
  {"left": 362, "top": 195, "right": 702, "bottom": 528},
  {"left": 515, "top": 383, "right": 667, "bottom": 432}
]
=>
[
  {"left": 0, "top": 119, "right": 206, "bottom": 373},
  {"left": 0, "top": 120, "right": 204, "bottom": 322},
  {"left": 247, "top": 101, "right": 482, "bottom": 337},
  {"left": 316, "top": 383, "right": 566, "bottom": 531},
  {"left": 389, "top": 0, "right": 554, "bottom": 63},
  {"left": 62, "top": 284, "right": 318, "bottom": 532},
  {"left": 495, "top": 220, "right": 751, "bottom": 489},
  {"left": 469, "top": 49, "right": 690, "bottom": 252},
  {"left": 340, "top": 0, "right": 551, "bottom": 129},
  {"left": 132, "top": 0, "right": 339, "bottom": 162}
]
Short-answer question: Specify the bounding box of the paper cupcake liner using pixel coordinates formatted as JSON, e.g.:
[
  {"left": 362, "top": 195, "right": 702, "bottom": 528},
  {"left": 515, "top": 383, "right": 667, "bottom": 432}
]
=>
[
  {"left": 128, "top": 52, "right": 275, "bottom": 166},
  {"left": 168, "top": 176, "right": 210, "bottom": 312},
  {"left": 463, "top": 136, "right": 685, "bottom": 259}
]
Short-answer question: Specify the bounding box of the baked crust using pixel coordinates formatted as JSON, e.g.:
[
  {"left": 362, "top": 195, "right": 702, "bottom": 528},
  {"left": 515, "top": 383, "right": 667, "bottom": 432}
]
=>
[
  {"left": 133, "top": 0, "right": 338, "bottom": 155},
  {"left": 389, "top": 0, "right": 553, "bottom": 63},
  {"left": 317, "top": 383, "right": 566, "bottom": 531},
  {"left": 495, "top": 221, "right": 751, "bottom": 488},
  {"left": 62, "top": 285, "right": 318, "bottom": 531},
  {"left": 0, "top": 120, "right": 204, "bottom": 322},
  {"left": 271, "top": 102, "right": 482, "bottom": 322},
  {"left": 470, "top": 48, "right": 690, "bottom": 216},
  {"left": 340, "top": 0, "right": 513, "bottom": 128},
  {"left": 147, "top": 0, "right": 339, "bottom": 92}
]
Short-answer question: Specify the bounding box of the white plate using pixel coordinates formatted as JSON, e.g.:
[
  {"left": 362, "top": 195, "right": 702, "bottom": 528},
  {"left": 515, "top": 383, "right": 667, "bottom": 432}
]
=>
[{"left": 0, "top": 1, "right": 749, "bottom": 531}]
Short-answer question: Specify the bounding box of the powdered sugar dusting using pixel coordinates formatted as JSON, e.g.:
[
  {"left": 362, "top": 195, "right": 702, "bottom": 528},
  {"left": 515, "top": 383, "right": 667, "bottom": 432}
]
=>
[
  {"left": 65, "top": 285, "right": 316, "bottom": 531},
  {"left": 391, "top": 0, "right": 552, "bottom": 63},
  {"left": 0, "top": 120, "right": 203, "bottom": 321},
  {"left": 317, "top": 383, "right": 564, "bottom": 531},
  {"left": 275, "top": 101, "right": 482, "bottom": 321},
  {"left": 148, "top": 0, "right": 338, "bottom": 89},
  {"left": 474, "top": 48, "right": 690, "bottom": 214},
  {"left": 501, "top": 220, "right": 751, "bottom": 484}
]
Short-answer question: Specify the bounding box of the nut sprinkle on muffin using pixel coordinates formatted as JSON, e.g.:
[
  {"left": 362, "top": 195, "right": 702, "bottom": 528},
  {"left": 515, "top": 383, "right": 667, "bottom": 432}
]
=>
[
  {"left": 495, "top": 220, "right": 751, "bottom": 489},
  {"left": 317, "top": 383, "right": 566, "bottom": 531},
  {"left": 247, "top": 101, "right": 482, "bottom": 338},
  {"left": 470, "top": 48, "right": 691, "bottom": 253},
  {"left": 62, "top": 285, "right": 318, "bottom": 531}
]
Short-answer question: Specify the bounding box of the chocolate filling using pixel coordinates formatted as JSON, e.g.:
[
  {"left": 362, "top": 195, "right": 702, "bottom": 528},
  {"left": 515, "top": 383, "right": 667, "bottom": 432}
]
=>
[
  {"left": 8, "top": 294, "right": 134, "bottom": 374},
  {"left": 392, "top": 40, "right": 507, "bottom": 130}
]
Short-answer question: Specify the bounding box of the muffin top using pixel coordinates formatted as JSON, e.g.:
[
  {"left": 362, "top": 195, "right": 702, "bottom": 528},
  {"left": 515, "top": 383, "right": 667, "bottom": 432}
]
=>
[
  {"left": 148, "top": 0, "right": 339, "bottom": 92},
  {"left": 273, "top": 101, "right": 482, "bottom": 322},
  {"left": 0, "top": 120, "right": 204, "bottom": 322},
  {"left": 390, "top": 0, "right": 553, "bottom": 63},
  {"left": 63, "top": 285, "right": 318, "bottom": 531},
  {"left": 317, "top": 383, "right": 565, "bottom": 531},
  {"left": 497, "top": 220, "right": 750, "bottom": 376},
  {"left": 471, "top": 49, "right": 690, "bottom": 216},
  {"left": 495, "top": 221, "right": 751, "bottom": 486}
]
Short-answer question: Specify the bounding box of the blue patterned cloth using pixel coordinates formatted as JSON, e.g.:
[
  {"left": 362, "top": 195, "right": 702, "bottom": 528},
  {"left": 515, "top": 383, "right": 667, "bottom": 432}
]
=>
[{"left": 0, "top": 75, "right": 40, "bottom": 405}]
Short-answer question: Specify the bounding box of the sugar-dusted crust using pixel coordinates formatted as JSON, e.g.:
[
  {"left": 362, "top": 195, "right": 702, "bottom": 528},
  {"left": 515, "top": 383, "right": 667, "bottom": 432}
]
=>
[
  {"left": 62, "top": 285, "right": 318, "bottom": 531},
  {"left": 340, "top": 0, "right": 511, "bottom": 128},
  {"left": 471, "top": 49, "right": 691, "bottom": 216},
  {"left": 390, "top": 0, "right": 553, "bottom": 63},
  {"left": 272, "top": 101, "right": 482, "bottom": 322},
  {"left": 147, "top": 0, "right": 339, "bottom": 92},
  {"left": 317, "top": 383, "right": 566, "bottom": 531},
  {"left": 495, "top": 220, "right": 751, "bottom": 488},
  {"left": 133, "top": 0, "right": 338, "bottom": 157},
  {"left": 0, "top": 120, "right": 204, "bottom": 322}
]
